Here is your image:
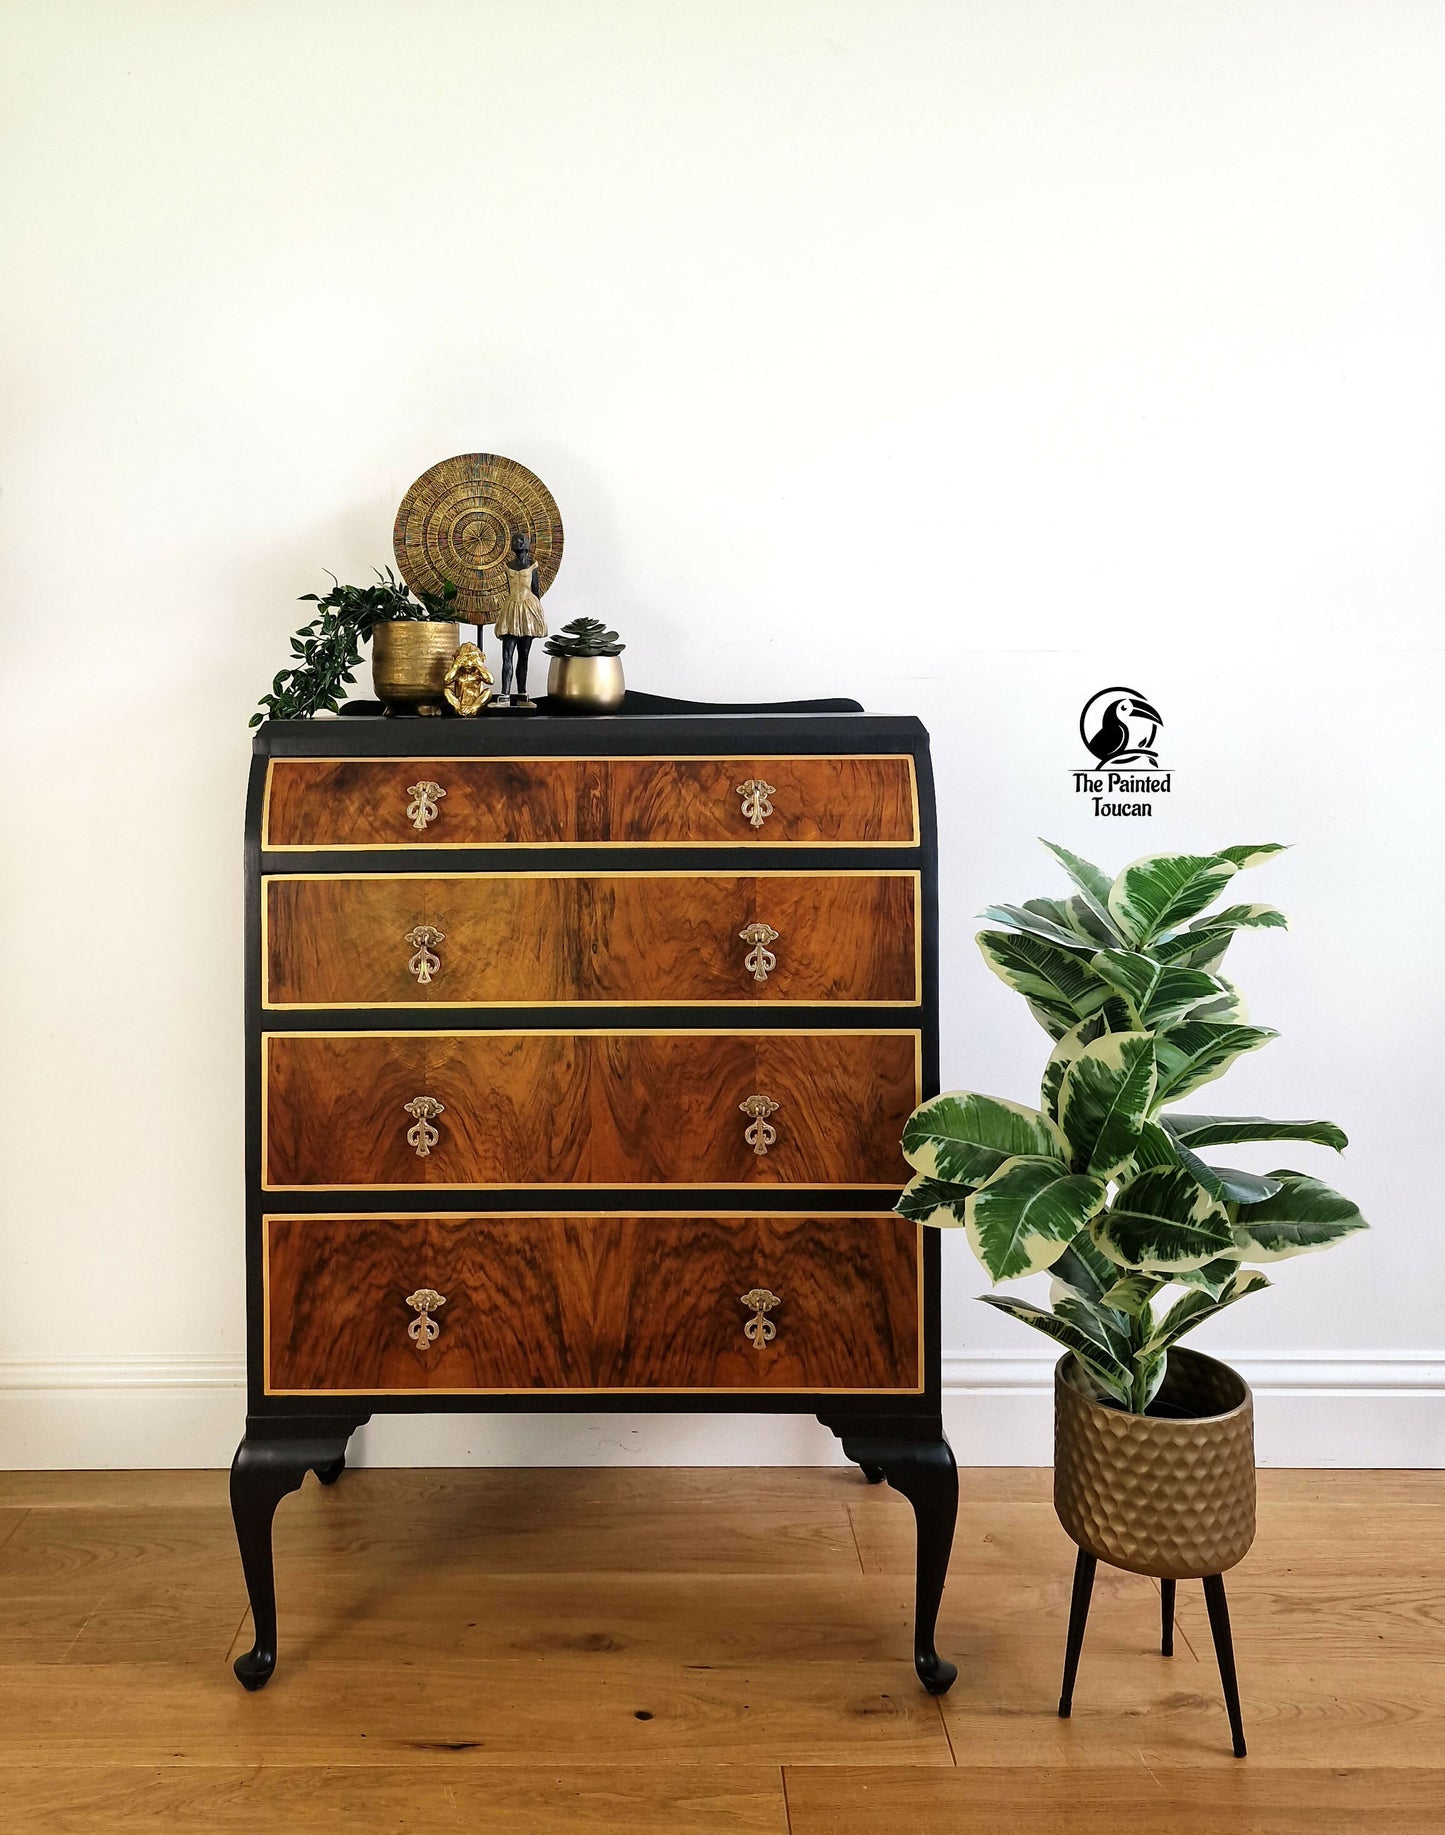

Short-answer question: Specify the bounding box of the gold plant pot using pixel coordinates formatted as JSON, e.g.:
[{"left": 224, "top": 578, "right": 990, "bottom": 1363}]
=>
[
  {"left": 371, "top": 621, "right": 460, "bottom": 715},
  {"left": 1054, "top": 1348, "right": 1255, "bottom": 1579},
  {"left": 546, "top": 653, "right": 626, "bottom": 714}
]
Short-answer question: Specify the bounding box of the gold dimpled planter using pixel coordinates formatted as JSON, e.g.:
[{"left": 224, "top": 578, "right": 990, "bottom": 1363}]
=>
[{"left": 1054, "top": 1348, "right": 1255, "bottom": 1579}]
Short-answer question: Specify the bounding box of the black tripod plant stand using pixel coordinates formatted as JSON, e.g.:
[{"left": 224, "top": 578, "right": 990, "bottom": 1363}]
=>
[{"left": 1057, "top": 1550, "right": 1247, "bottom": 1757}]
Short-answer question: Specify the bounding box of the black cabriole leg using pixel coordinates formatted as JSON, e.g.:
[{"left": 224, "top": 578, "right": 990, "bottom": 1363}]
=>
[
  {"left": 1161, "top": 1577, "right": 1176, "bottom": 1656},
  {"left": 826, "top": 1424, "right": 959, "bottom": 1694},
  {"left": 1203, "top": 1573, "right": 1247, "bottom": 1757},
  {"left": 1058, "top": 1548, "right": 1096, "bottom": 1718},
  {"left": 230, "top": 1423, "right": 356, "bottom": 1690},
  {"left": 859, "top": 1463, "right": 886, "bottom": 1485}
]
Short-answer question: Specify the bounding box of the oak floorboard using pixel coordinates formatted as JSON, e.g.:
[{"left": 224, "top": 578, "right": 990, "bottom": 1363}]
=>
[
  {"left": 0, "top": 1660, "right": 951, "bottom": 1768},
  {"left": 0, "top": 1764, "right": 789, "bottom": 1835},
  {"left": 783, "top": 1765, "right": 1445, "bottom": 1834}
]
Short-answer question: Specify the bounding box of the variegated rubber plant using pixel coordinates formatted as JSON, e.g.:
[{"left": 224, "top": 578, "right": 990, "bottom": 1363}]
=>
[{"left": 898, "top": 841, "right": 1367, "bottom": 1414}]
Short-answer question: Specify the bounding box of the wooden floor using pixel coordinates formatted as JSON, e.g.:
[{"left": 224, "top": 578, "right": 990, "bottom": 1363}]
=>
[{"left": 0, "top": 1466, "right": 1440, "bottom": 1832}]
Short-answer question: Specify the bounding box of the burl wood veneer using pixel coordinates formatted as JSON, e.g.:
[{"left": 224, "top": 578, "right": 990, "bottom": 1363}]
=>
[
  {"left": 263, "top": 1029, "right": 919, "bottom": 1188},
  {"left": 265, "top": 1213, "right": 922, "bottom": 1394},
  {"left": 264, "top": 754, "right": 919, "bottom": 848},
  {"left": 263, "top": 871, "right": 919, "bottom": 1007}
]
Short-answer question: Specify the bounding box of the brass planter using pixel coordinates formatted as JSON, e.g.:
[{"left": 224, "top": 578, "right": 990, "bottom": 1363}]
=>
[
  {"left": 546, "top": 653, "right": 626, "bottom": 714},
  {"left": 371, "top": 620, "right": 460, "bottom": 715},
  {"left": 1054, "top": 1348, "right": 1255, "bottom": 1579}
]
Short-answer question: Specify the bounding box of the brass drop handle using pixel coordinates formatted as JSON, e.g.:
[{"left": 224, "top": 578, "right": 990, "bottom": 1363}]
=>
[
  {"left": 404, "top": 925, "right": 444, "bottom": 985},
  {"left": 739, "top": 921, "right": 779, "bottom": 984},
  {"left": 740, "top": 1287, "right": 781, "bottom": 1348},
  {"left": 405, "top": 1287, "right": 446, "bottom": 1347},
  {"left": 403, "top": 1095, "right": 444, "bottom": 1157},
  {"left": 735, "top": 777, "right": 776, "bottom": 830},
  {"left": 406, "top": 780, "right": 446, "bottom": 831},
  {"left": 740, "top": 1093, "right": 779, "bottom": 1156}
]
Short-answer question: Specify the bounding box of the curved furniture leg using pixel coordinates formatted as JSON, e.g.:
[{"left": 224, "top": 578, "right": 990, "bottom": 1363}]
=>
[
  {"left": 859, "top": 1463, "right": 886, "bottom": 1485},
  {"left": 1160, "top": 1577, "right": 1176, "bottom": 1656},
  {"left": 1203, "top": 1573, "right": 1247, "bottom": 1758},
  {"left": 823, "top": 1420, "right": 958, "bottom": 1694},
  {"left": 230, "top": 1421, "right": 355, "bottom": 1690},
  {"left": 313, "top": 1453, "right": 346, "bottom": 1486},
  {"left": 1058, "top": 1548, "right": 1096, "bottom": 1718}
]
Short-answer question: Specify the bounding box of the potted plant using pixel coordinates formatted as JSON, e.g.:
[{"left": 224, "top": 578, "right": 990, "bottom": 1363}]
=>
[
  {"left": 544, "top": 616, "right": 626, "bottom": 713},
  {"left": 897, "top": 840, "right": 1367, "bottom": 1750},
  {"left": 250, "top": 570, "right": 461, "bottom": 724}
]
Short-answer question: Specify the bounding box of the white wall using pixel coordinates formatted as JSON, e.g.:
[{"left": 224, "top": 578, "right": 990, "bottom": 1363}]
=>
[{"left": 2, "top": 0, "right": 1441, "bottom": 1467}]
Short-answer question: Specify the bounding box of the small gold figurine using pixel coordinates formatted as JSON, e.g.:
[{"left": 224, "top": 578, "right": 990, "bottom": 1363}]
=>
[{"left": 443, "top": 641, "right": 494, "bottom": 715}]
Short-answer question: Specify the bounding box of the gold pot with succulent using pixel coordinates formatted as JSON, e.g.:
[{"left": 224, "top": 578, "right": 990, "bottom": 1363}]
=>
[
  {"left": 249, "top": 570, "right": 461, "bottom": 724},
  {"left": 544, "top": 617, "right": 626, "bottom": 713},
  {"left": 897, "top": 840, "right": 1368, "bottom": 1754}
]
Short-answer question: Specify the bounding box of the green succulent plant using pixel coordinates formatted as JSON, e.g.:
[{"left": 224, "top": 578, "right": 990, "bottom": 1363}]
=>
[
  {"left": 898, "top": 840, "right": 1367, "bottom": 1413},
  {"left": 543, "top": 616, "right": 625, "bottom": 659},
  {"left": 250, "top": 570, "right": 458, "bottom": 725}
]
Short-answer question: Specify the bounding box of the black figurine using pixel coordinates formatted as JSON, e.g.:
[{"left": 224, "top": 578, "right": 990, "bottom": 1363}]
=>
[{"left": 495, "top": 530, "right": 547, "bottom": 707}]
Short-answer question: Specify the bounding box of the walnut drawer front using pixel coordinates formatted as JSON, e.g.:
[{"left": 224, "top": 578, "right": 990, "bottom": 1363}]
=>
[
  {"left": 264, "top": 1213, "right": 922, "bottom": 1395},
  {"left": 263, "top": 871, "right": 919, "bottom": 1007},
  {"left": 263, "top": 755, "right": 919, "bottom": 848},
  {"left": 263, "top": 1029, "right": 918, "bottom": 1189}
]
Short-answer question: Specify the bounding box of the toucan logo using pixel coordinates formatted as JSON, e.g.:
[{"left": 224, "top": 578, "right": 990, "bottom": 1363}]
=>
[{"left": 1080, "top": 686, "right": 1164, "bottom": 769}]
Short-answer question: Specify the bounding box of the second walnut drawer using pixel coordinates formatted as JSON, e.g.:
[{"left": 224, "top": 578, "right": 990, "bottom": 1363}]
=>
[{"left": 263, "top": 871, "right": 919, "bottom": 1007}]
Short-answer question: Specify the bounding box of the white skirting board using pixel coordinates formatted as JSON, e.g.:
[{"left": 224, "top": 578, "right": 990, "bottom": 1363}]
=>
[{"left": 0, "top": 1351, "right": 1440, "bottom": 1469}]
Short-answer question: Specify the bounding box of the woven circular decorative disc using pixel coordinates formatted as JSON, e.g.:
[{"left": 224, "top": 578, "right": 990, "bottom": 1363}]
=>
[{"left": 393, "top": 453, "right": 564, "bottom": 628}]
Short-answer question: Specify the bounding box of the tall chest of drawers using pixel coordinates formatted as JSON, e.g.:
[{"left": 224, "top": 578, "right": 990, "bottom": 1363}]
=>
[{"left": 232, "top": 698, "right": 958, "bottom": 1692}]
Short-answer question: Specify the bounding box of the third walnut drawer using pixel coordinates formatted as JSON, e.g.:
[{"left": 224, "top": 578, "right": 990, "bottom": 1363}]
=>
[
  {"left": 263, "top": 1029, "right": 919, "bottom": 1189},
  {"left": 262, "top": 871, "right": 919, "bottom": 1007},
  {"left": 264, "top": 1212, "right": 923, "bottom": 1395},
  {"left": 262, "top": 754, "right": 920, "bottom": 848}
]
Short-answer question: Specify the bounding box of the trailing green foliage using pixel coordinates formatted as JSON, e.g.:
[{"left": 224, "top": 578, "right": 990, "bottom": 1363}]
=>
[
  {"left": 250, "top": 570, "right": 458, "bottom": 726},
  {"left": 544, "top": 616, "right": 626, "bottom": 659},
  {"left": 898, "top": 839, "right": 1367, "bottom": 1412}
]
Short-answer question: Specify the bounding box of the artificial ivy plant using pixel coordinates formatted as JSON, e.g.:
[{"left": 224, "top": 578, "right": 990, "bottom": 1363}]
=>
[
  {"left": 249, "top": 570, "right": 458, "bottom": 726},
  {"left": 898, "top": 841, "right": 1367, "bottom": 1413}
]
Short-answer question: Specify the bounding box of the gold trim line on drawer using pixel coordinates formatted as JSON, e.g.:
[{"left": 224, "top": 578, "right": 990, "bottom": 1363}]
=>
[
  {"left": 260, "top": 868, "right": 923, "bottom": 1010},
  {"left": 260, "top": 754, "right": 921, "bottom": 850},
  {"left": 259, "top": 1027, "right": 923, "bottom": 1192},
  {"left": 261, "top": 1209, "right": 925, "bottom": 1397}
]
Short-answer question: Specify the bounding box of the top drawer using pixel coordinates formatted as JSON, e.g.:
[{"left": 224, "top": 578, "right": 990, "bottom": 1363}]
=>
[{"left": 262, "top": 755, "right": 919, "bottom": 849}]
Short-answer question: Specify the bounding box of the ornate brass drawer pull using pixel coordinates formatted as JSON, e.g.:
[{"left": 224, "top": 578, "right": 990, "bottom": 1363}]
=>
[
  {"left": 735, "top": 777, "right": 776, "bottom": 829},
  {"left": 739, "top": 921, "right": 779, "bottom": 984},
  {"left": 405, "top": 1287, "right": 447, "bottom": 1347},
  {"left": 740, "top": 1287, "right": 781, "bottom": 1348},
  {"left": 402, "top": 1095, "right": 445, "bottom": 1157},
  {"left": 405, "top": 780, "right": 446, "bottom": 830},
  {"left": 403, "top": 925, "right": 445, "bottom": 985},
  {"left": 739, "top": 1093, "right": 780, "bottom": 1156}
]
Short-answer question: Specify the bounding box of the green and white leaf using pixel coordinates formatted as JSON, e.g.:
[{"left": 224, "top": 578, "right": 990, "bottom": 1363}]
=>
[
  {"left": 1214, "top": 843, "right": 1288, "bottom": 870},
  {"left": 1152, "top": 1022, "right": 1278, "bottom": 1105},
  {"left": 1016, "top": 896, "right": 1117, "bottom": 950},
  {"left": 1040, "top": 1002, "right": 1135, "bottom": 1122},
  {"left": 1055, "top": 1293, "right": 1131, "bottom": 1361},
  {"left": 1090, "top": 951, "right": 1231, "bottom": 1030},
  {"left": 1092, "top": 1166, "right": 1236, "bottom": 1272},
  {"left": 1106, "top": 853, "right": 1238, "bottom": 946},
  {"left": 964, "top": 1157, "right": 1109, "bottom": 1283},
  {"left": 977, "top": 1294, "right": 1132, "bottom": 1405},
  {"left": 1118, "top": 1117, "right": 1181, "bottom": 1180},
  {"left": 1038, "top": 841, "right": 1125, "bottom": 944},
  {"left": 1153, "top": 927, "right": 1234, "bottom": 974},
  {"left": 1163, "top": 1114, "right": 1349, "bottom": 1153},
  {"left": 1099, "top": 1271, "right": 1165, "bottom": 1315},
  {"left": 1182, "top": 903, "right": 1287, "bottom": 937},
  {"left": 1172, "top": 1256, "right": 1246, "bottom": 1297},
  {"left": 902, "top": 1091, "right": 1066, "bottom": 1184},
  {"left": 1172, "top": 1146, "right": 1282, "bottom": 1205},
  {"left": 1140, "top": 1269, "right": 1271, "bottom": 1358},
  {"left": 978, "top": 904, "right": 1095, "bottom": 954},
  {"left": 1182, "top": 976, "right": 1249, "bottom": 1023},
  {"left": 1229, "top": 1171, "right": 1369, "bottom": 1262},
  {"left": 977, "top": 931, "right": 1114, "bottom": 1034},
  {"left": 1057, "top": 1031, "right": 1156, "bottom": 1178},
  {"left": 1026, "top": 1000, "right": 1073, "bottom": 1041},
  {"left": 894, "top": 1174, "right": 973, "bottom": 1229},
  {"left": 1049, "top": 1233, "right": 1121, "bottom": 1305}
]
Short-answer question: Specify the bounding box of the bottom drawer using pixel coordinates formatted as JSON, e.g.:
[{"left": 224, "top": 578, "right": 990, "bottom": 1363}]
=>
[{"left": 264, "top": 1212, "right": 922, "bottom": 1395}]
